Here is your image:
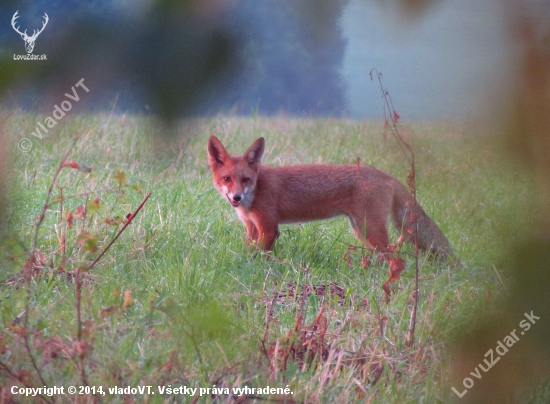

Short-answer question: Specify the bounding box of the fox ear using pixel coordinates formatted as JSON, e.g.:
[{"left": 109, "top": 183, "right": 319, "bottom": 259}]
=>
[
  {"left": 244, "top": 137, "right": 265, "bottom": 168},
  {"left": 207, "top": 136, "right": 230, "bottom": 169}
]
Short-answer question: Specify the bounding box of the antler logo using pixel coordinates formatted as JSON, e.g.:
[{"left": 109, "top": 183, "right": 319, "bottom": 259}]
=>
[{"left": 11, "top": 10, "right": 49, "bottom": 54}]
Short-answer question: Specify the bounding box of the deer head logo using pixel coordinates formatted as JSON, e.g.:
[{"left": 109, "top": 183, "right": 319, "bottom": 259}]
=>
[{"left": 11, "top": 11, "right": 49, "bottom": 54}]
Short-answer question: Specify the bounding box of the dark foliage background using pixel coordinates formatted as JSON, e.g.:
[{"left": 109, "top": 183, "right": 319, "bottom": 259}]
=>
[{"left": 0, "top": 0, "right": 348, "bottom": 118}]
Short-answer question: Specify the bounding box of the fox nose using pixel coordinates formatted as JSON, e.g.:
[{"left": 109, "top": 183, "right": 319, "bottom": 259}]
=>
[{"left": 233, "top": 194, "right": 242, "bottom": 202}]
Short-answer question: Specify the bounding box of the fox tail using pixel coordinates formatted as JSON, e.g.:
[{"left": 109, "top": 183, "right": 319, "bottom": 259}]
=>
[{"left": 392, "top": 183, "right": 454, "bottom": 262}]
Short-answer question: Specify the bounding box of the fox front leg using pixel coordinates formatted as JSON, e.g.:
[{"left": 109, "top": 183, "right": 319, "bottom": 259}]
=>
[
  {"left": 256, "top": 225, "right": 280, "bottom": 251},
  {"left": 244, "top": 220, "right": 258, "bottom": 246}
]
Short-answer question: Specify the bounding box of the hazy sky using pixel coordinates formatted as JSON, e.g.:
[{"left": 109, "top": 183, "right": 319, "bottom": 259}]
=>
[{"left": 341, "top": 0, "right": 510, "bottom": 120}]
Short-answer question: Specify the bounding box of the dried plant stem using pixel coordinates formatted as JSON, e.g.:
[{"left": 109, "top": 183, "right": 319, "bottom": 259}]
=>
[
  {"left": 0, "top": 361, "right": 54, "bottom": 404},
  {"left": 75, "top": 268, "right": 87, "bottom": 383},
  {"left": 20, "top": 135, "right": 81, "bottom": 396},
  {"left": 70, "top": 191, "right": 151, "bottom": 399},
  {"left": 87, "top": 191, "right": 151, "bottom": 270},
  {"left": 30, "top": 136, "right": 80, "bottom": 257},
  {"left": 370, "top": 69, "right": 420, "bottom": 347}
]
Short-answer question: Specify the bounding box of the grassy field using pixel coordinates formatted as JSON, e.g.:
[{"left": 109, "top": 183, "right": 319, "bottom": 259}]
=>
[{"left": 0, "top": 113, "right": 533, "bottom": 403}]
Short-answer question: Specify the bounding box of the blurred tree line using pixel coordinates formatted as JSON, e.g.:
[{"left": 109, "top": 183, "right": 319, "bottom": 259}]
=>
[
  {"left": 218, "top": 0, "right": 348, "bottom": 115},
  {"left": 0, "top": 0, "right": 348, "bottom": 118}
]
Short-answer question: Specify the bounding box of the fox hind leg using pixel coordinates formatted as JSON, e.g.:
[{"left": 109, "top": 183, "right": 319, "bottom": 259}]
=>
[
  {"left": 349, "top": 215, "right": 393, "bottom": 259},
  {"left": 347, "top": 187, "right": 394, "bottom": 259}
]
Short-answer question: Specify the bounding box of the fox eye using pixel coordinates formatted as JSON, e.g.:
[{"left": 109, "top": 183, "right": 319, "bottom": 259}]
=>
[
  {"left": 242, "top": 177, "right": 250, "bottom": 183},
  {"left": 223, "top": 176, "right": 231, "bottom": 183}
]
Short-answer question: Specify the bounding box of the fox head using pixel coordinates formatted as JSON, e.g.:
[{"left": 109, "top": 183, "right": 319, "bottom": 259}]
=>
[{"left": 207, "top": 136, "right": 265, "bottom": 209}]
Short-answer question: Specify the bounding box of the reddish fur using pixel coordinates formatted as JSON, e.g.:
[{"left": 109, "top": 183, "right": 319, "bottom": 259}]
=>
[{"left": 207, "top": 136, "right": 452, "bottom": 260}]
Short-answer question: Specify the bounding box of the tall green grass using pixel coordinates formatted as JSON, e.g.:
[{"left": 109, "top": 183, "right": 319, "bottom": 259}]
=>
[{"left": 0, "top": 113, "right": 532, "bottom": 403}]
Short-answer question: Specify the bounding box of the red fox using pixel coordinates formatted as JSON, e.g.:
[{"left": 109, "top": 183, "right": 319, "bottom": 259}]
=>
[{"left": 207, "top": 136, "right": 453, "bottom": 261}]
